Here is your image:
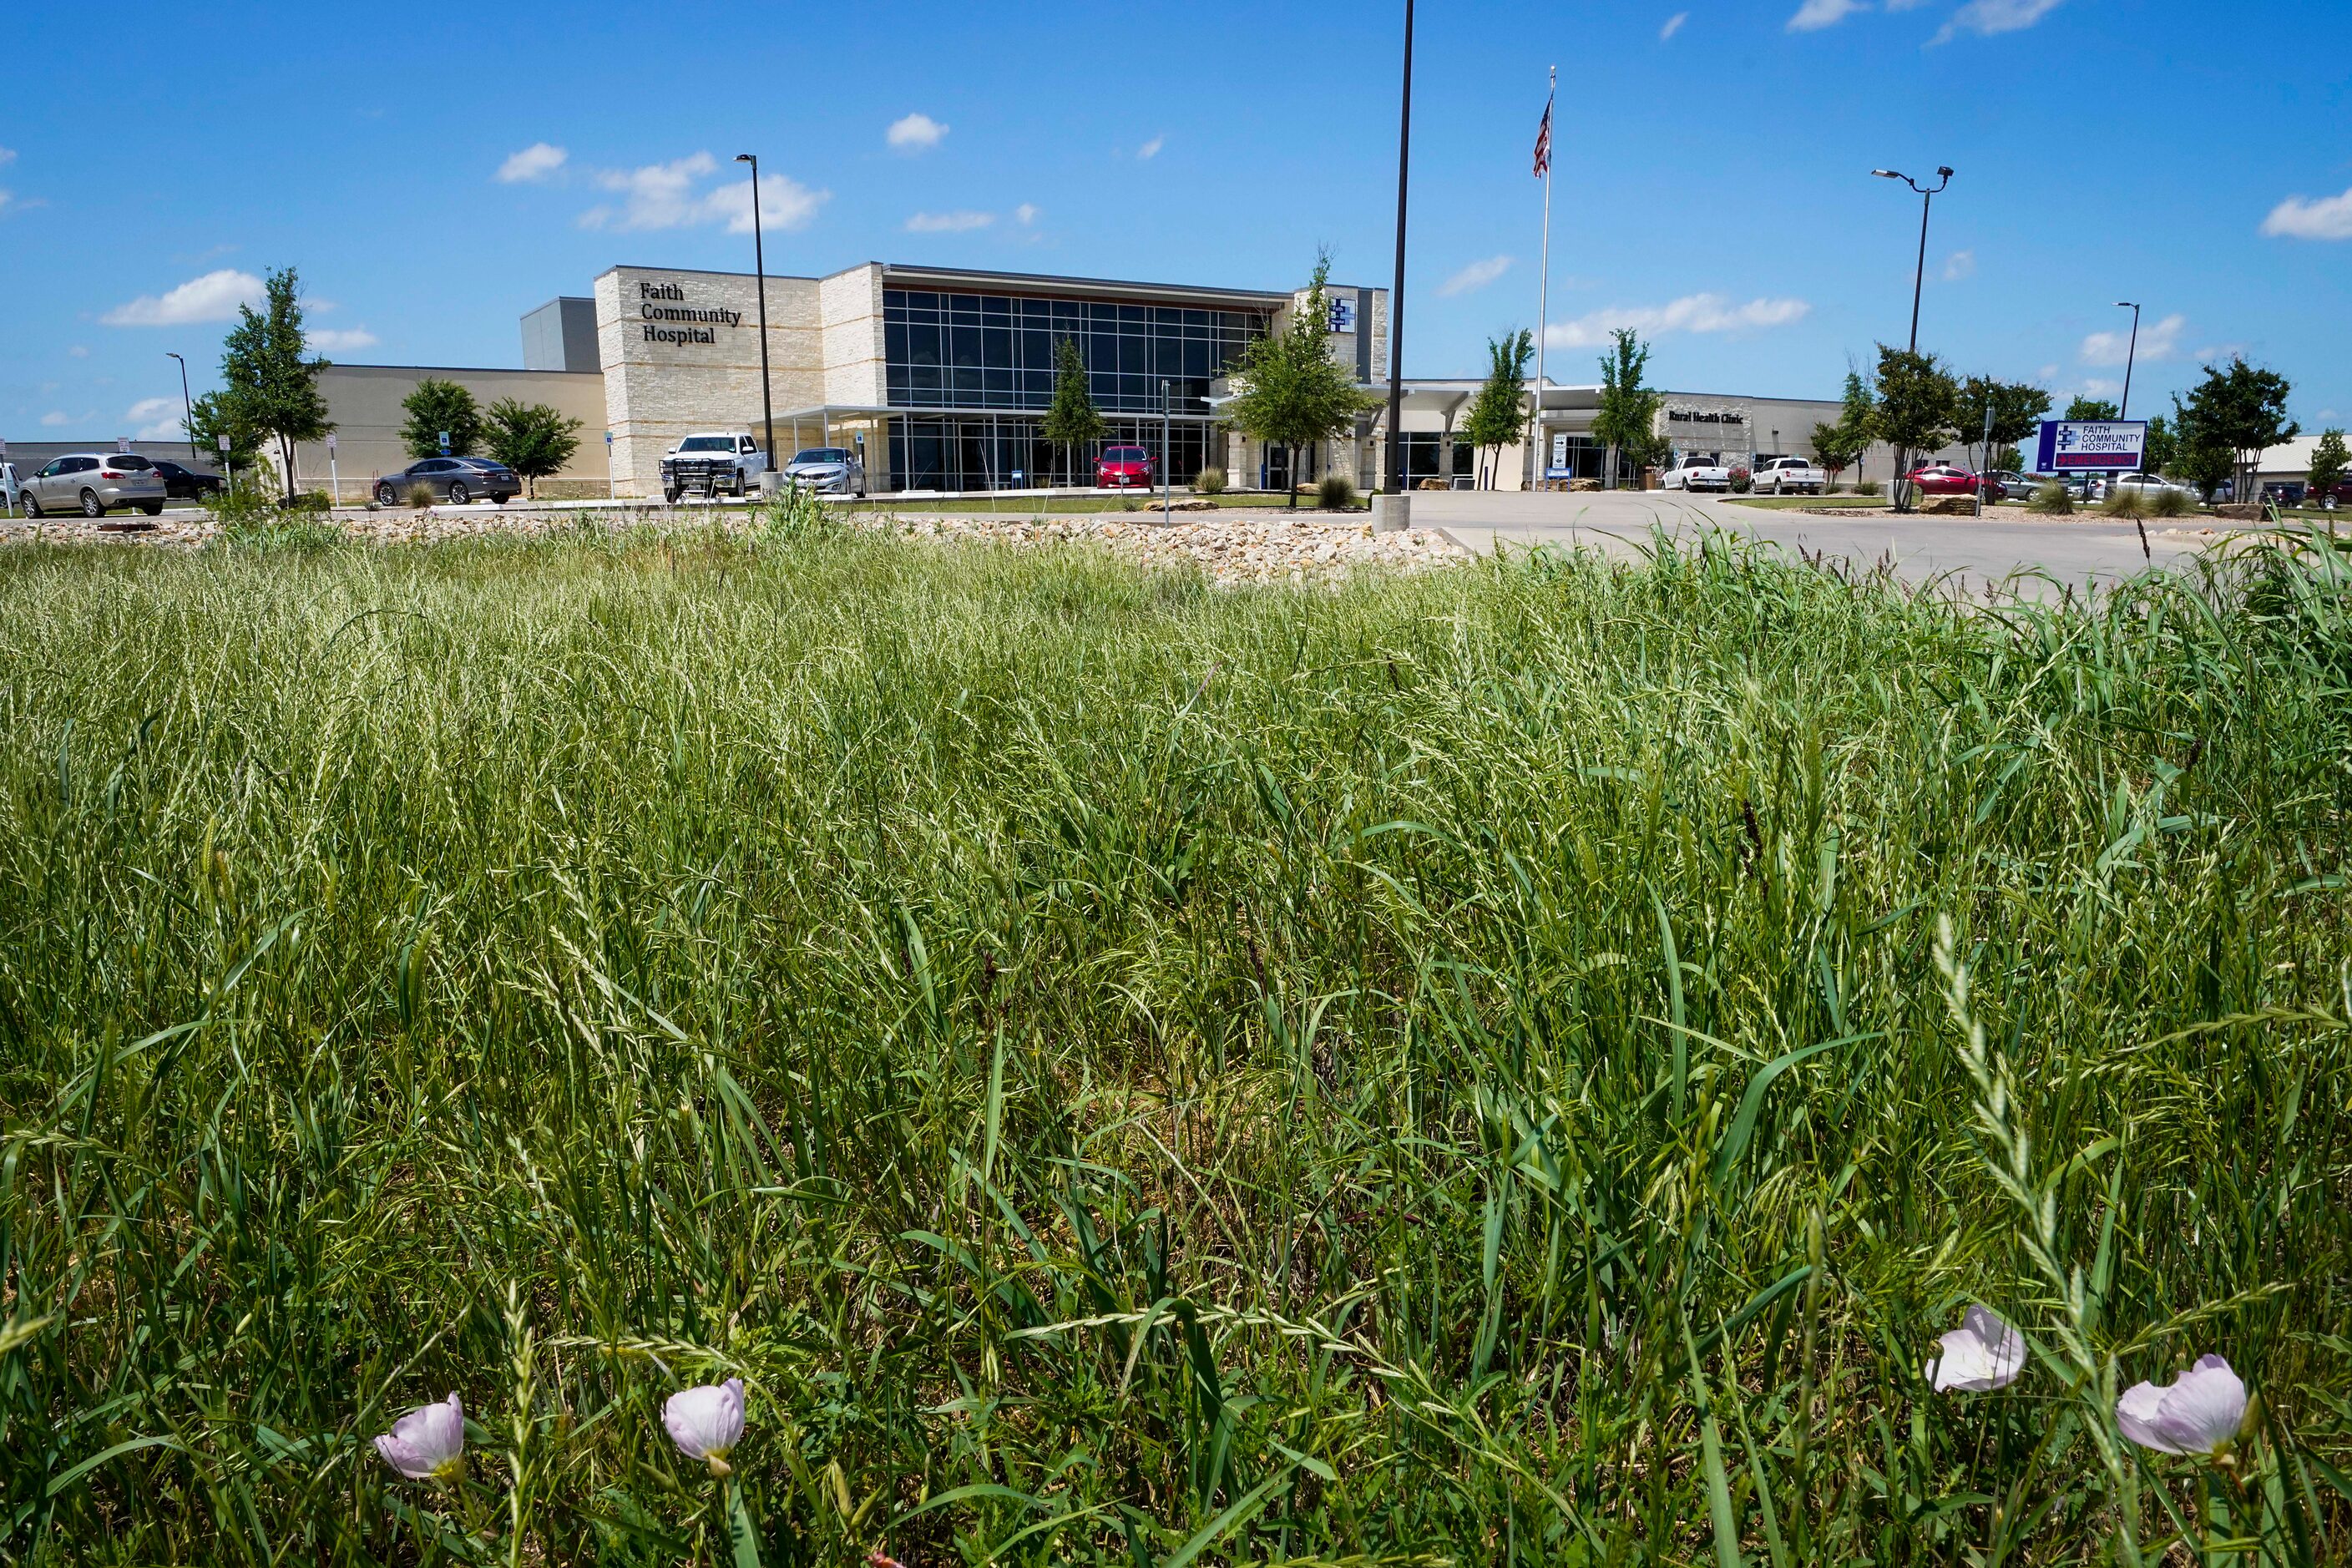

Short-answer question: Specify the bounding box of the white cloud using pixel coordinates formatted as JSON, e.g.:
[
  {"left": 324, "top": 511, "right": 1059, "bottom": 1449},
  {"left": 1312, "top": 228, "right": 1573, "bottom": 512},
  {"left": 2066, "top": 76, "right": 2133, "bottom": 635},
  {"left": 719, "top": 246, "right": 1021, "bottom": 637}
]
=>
[
  {"left": 1137, "top": 134, "right": 1166, "bottom": 160},
  {"left": 2261, "top": 186, "right": 2352, "bottom": 240},
  {"left": 1014, "top": 203, "right": 1041, "bottom": 225},
  {"left": 1437, "top": 255, "right": 1513, "bottom": 297},
  {"left": 906, "top": 210, "right": 995, "bottom": 233},
  {"left": 2039, "top": 363, "right": 2059, "bottom": 381},
  {"left": 1942, "top": 249, "right": 1975, "bottom": 281},
  {"left": 1545, "top": 292, "right": 1811, "bottom": 349},
  {"left": 0, "top": 147, "right": 15, "bottom": 165},
  {"left": 40, "top": 411, "right": 86, "bottom": 428},
  {"left": 497, "top": 142, "right": 568, "bottom": 184},
  {"left": 102, "top": 269, "right": 266, "bottom": 327},
  {"left": 887, "top": 114, "right": 948, "bottom": 152},
  {"left": 1660, "top": 11, "right": 1688, "bottom": 38},
  {"left": 0, "top": 190, "right": 13, "bottom": 217},
  {"left": 310, "top": 326, "right": 379, "bottom": 352},
  {"left": 68, "top": 344, "right": 89, "bottom": 358},
  {"left": 1931, "top": 0, "right": 2064, "bottom": 43},
  {"left": 127, "top": 396, "right": 187, "bottom": 441},
  {"left": 1788, "top": 0, "right": 1867, "bottom": 31},
  {"left": 579, "top": 154, "right": 824, "bottom": 234},
  {"left": 2081, "top": 311, "right": 2184, "bottom": 366}
]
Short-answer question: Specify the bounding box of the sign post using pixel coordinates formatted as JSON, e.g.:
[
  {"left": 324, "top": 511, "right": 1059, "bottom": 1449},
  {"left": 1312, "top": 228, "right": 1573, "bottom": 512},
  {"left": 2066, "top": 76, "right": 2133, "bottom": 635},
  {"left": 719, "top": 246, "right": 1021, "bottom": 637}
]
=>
[
  {"left": 326, "top": 432, "right": 339, "bottom": 509},
  {"left": 218, "top": 432, "right": 233, "bottom": 495}
]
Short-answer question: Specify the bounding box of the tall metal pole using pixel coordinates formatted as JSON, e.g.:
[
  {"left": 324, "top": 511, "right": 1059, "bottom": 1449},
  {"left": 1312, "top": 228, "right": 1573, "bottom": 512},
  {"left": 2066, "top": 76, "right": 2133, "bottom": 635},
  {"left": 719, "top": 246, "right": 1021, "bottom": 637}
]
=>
[
  {"left": 1908, "top": 189, "right": 1932, "bottom": 353},
  {"left": 1527, "top": 65, "right": 1555, "bottom": 492},
  {"left": 2116, "top": 301, "right": 2142, "bottom": 419},
  {"left": 1161, "top": 378, "right": 1172, "bottom": 521},
  {"left": 736, "top": 154, "right": 776, "bottom": 484},
  {"left": 1383, "top": 0, "right": 1414, "bottom": 496},
  {"left": 167, "top": 352, "right": 196, "bottom": 465}
]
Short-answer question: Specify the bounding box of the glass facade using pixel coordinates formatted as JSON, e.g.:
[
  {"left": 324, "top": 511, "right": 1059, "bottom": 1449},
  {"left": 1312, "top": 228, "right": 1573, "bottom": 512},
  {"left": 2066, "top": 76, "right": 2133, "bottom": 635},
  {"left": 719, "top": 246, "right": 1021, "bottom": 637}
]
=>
[
  {"left": 883, "top": 288, "right": 1270, "bottom": 414},
  {"left": 1399, "top": 433, "right": 1474, "bottom": 488},
  {"left": 890, "top": 417, "right": 1218, "bottom": 494}
]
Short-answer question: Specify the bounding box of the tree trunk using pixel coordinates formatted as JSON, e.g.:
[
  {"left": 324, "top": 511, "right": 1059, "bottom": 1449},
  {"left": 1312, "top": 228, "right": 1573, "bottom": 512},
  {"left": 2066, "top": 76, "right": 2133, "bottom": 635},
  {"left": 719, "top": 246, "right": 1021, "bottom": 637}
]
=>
[{"left": 1892, "top": 446, "right": 1910, "bottom": 513}]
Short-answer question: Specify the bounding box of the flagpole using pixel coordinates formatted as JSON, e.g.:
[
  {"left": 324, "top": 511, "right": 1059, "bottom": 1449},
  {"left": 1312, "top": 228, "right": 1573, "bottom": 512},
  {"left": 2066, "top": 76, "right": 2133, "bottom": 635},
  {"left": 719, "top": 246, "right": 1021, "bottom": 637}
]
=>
[{"left": 1526, "top": 67, "right": 1555, "bottom": 491}]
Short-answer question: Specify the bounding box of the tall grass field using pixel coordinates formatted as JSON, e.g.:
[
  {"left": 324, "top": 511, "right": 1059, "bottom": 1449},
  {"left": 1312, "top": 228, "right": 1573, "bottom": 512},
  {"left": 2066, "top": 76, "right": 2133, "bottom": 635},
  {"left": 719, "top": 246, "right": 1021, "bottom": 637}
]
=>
[{"left": 2, "top": 520, "right": 2349, "bottom": 1565}]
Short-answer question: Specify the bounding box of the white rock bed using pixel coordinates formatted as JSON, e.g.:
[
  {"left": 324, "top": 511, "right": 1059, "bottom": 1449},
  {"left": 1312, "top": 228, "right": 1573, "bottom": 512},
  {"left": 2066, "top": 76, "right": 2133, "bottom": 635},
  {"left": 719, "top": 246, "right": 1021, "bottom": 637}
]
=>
[{"left": 3, "top": 504, "right": 1470, "bottom": 586}]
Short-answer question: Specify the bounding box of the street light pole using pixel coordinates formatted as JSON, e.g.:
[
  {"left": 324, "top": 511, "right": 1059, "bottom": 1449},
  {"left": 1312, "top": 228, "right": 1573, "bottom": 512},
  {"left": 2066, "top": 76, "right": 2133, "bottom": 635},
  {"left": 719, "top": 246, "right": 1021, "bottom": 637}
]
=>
[
  {"left": 735, "top": 154, "right": 776, "bottom": 490},
  {"left": 1383, "top": 0, "right": 1414, "bottom": 497},
  {"left": 1161, "top": 378, "right": 1172, "bottom": 521},
  {"left": 166, "top": 352, "right": 196, "bottom": 464},
  {"left": 1872, "top": 165, "right": 1953, "bottom": 353},
  {"left": 2114, "top": 301, "right": 2142, "bottom": 419}
]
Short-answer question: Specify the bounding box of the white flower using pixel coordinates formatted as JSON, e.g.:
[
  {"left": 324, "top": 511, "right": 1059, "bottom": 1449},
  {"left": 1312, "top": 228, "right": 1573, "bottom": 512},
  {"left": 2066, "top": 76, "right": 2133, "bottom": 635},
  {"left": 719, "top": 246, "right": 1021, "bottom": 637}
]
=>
[
  {"left": 374, "top": 1393, "right": 465, "bottom": 1481},
  {"left": 2117, "top": 1354, "right": 2248, "bottom": 1455},
  {"left": 1925, "top": 1306, "right": 2026, "bottom": 1393},
  {"left": 664, "top": 1378, "right": 746, "bottom": 1474}
]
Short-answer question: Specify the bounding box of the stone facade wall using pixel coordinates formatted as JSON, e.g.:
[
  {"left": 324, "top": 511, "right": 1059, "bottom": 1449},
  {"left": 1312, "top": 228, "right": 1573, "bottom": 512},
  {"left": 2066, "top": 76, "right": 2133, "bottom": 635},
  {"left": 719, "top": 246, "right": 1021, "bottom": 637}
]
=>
[{"left": 597, "top": 266, "right": 827, "bottom": 497}]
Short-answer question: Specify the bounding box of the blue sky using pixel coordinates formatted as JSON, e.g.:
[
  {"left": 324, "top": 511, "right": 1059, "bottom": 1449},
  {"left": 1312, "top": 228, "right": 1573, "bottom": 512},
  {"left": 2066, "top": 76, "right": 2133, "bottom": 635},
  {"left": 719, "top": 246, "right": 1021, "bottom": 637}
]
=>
[{"left": 3, "top": 0, "right": 2348, "bottom": 445}]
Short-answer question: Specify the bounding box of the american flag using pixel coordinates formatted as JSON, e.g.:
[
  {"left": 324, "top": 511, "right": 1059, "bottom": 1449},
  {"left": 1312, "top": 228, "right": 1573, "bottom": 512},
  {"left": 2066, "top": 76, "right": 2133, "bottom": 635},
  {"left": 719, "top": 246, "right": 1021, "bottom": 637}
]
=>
[{"left": 1532, "top": 94, "right": 1553, "bottom": 178}]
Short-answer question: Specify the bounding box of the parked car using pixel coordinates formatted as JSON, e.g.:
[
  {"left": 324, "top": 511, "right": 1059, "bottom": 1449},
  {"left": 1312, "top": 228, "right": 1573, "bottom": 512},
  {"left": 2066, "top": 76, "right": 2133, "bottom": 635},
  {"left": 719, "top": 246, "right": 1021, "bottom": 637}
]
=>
[
  {"left": 1987, "top": 470, "right": 2041, "bottom": 502},
  {"left": 1752, "top": 455, "right": 1826, "bottom": 494},
  {"left": 2307, "top": 478, "right": 2352, "bottom": 509},
  {"left": 18, "top": 452, "right": 168, "bottom": 518},
  {"left": 1095, "top": 445, "right": 1155, "bottom": 489},
  {"left": 660, "top": 432, "right": 769, "bottom": 501},
  {"left": 1904, "top": 463, "right": 1983, "bottom": 497},
  {"left": 2108, "top": 472, "right": 2200, "bottom": 503},
  {"left": 149, "top": 458, "right": 225, "bottom": 500},
  {"left": 781, "top": 446, "right": 866, "bottom": 497},
  {"left": 1660, "top": 453, "right": 1734, "bottom": 493},
  {"left": 372, "top": 457, "right": 520, "bottom": 506}
]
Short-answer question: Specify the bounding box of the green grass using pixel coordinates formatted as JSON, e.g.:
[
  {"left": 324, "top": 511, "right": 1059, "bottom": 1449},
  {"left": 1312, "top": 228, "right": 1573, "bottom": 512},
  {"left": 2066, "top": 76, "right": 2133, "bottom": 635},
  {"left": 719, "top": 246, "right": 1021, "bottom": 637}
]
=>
[{"left": 3, "top": 518, "right": 2350, "bottom": 1565}]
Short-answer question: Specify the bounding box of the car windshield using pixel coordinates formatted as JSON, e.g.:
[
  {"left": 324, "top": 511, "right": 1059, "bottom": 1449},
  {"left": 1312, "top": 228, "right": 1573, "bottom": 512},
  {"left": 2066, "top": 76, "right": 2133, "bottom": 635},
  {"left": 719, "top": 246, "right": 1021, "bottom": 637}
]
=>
[
  {"left": 792, "top": 449, "right": 850, "bottom": 464},
  {"left": 1105, "top": 448, "right": 1146, "bottom": 461},
  {"left": 460, "top": 458, "right": 507, "bottom": 469},
  {"left": 677, "top": 437, "right": 734, "bottom": 453}
]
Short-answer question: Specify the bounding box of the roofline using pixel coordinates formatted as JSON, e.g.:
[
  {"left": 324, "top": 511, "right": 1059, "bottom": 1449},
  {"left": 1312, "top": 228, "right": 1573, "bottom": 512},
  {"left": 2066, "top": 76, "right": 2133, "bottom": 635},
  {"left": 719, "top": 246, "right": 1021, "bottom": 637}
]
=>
[
  {"left": 875, "top": 262, "right": 1293, "bottom": 308},
  {"left": 319, "top": 363, "right": 604, "bottom": 377}
]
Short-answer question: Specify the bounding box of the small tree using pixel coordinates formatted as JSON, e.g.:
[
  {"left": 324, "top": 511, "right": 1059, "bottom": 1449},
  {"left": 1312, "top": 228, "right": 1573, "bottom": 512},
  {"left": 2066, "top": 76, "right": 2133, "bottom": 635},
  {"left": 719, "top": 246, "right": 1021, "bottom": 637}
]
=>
[
  {"left": 1459, "top": 330, "right": 1533, "bottom": 489},
  {"left": 2177, "top": 357, "right": 2297, "bottom": 503},
  {"left": 1956, "top": 376, "right": 2050, "bottom": 473},
  {"left": 401, "top": 379, "right": 483, "bottom": 460},
  {"left": 1591, "top": 328, "right": 1666, "bottom": 488},
  {"left": 218, "top": 266, "right": 332, "bottom": 504},
  {"left": 186, "top": 390, "right": 266, "bottom": 473},
  {"left": 2063, "top": 396, "right": 2120, "bottom": 422},
  {"left": 483, "top": 399, "right": 584, "bottom": 498},
  {"left": 1226, "top": 251, "right": 1377, "bottom": 509},
  {"left": 1873, "top": 345, "right": 1960, "bottom": 512},
  {"left": 2142, "top": 413, "right": 2178, "bottom": 477},
  {"left": 2169, "top": 392, "right": 2233, "bottom": 500},
  {"left": 1039, "top": 336, "right": 1105, "bottom": 489},
  {"left": 2306, "top": 428, "right": 2349, "bottom": 503},
  {"left": 1811, "top": 419, "right": 1866, "bottom": 490}
]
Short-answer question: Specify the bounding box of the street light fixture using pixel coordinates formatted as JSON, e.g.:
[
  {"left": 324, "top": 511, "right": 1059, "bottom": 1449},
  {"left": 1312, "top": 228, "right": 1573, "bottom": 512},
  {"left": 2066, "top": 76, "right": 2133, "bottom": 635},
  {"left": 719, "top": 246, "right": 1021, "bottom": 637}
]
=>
[
  {"left": 735, "top": 153, "right": 776, "bottom": 487},
  {"left": 165, "top": 351, "right": 196, "bottom": 464},
  {"left": 1873, "top": 165, "right": 1954, "bottom": 353},
  {"left": 2113, "top": 301, "right": 2142, "bottom": 419}
]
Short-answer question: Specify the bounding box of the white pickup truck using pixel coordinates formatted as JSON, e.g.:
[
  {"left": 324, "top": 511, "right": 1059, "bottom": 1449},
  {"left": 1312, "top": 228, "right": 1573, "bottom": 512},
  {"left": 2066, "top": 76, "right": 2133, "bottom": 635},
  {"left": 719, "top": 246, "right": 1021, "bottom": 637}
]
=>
[
  {"left": 1660, "top": 453, "right": 1734, "bottom": 493},
  {"left": 1752, "top": 455, "right": 1827, "bottom": 494},
  {"left": 660, "top": 432, "right": 770, "bottom": 501}
]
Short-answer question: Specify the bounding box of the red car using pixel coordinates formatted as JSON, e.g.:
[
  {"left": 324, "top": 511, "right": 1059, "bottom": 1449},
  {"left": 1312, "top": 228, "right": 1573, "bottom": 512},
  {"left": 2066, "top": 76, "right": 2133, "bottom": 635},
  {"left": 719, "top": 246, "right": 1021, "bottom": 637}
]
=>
[
  {"left": 1095, "top": 445, "right": 1155, "bottom": 488},
  {"left": 1905, "top": 463, "right": 1984, "bottom": 496}
]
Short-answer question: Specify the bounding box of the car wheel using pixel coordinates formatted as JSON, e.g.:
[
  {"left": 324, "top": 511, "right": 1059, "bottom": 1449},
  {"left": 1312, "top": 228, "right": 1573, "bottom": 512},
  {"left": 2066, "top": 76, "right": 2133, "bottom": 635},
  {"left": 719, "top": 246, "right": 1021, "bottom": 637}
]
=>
[
  {"left": 141, "top": 503, "right": 163, "bottom": 516},
  {"left": 376, "top": 483, "right": 397, "bottom": 505},
  {"left": 448, "top": 481, "right": 470, "bottom": 505},
  {"left": 664, "top": 488, "right": 681, "bottom": 504},
  {"left": 81, "top": 488, "right": 106, "bottom": 518},
  {"left": 22, "top": 492, "right": 42, "bottom": 518}
]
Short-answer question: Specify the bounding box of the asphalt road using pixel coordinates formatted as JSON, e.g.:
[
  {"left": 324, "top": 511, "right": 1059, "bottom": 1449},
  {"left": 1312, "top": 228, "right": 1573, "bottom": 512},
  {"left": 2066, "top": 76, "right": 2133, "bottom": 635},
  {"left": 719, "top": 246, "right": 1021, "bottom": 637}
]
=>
[{"left": 1411, "top": 489, "right": 2233, "bottom": 596}]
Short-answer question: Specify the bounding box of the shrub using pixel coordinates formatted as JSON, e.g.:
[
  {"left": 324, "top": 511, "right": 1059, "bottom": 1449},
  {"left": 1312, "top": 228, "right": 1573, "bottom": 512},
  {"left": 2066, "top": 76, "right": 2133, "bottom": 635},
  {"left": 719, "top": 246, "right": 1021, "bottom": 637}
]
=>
[
  {"left": 286, "top": 490, "right": 332, "bottom": 514},
  {"left": 1317, "top": 474, "right": 1359, "bottom": 510},
  {"left": 406, "top": 483, "right": 437, "bottom": 510},
  {"left": 1857, "top": 478, "right": 1884, "bottom": 497},
  {"left": 2146, "top": 487, "right": 2193, "bottom": 519},
  {"left": 2100, "top": 489, "right": 2147, "bottom": 519},
  {"left": 1728, "top": 467, "right": 1753, "bottom": 493},
  {"left": 1193, "top": 466, "right": 1227, "bottom": 495},
  {"left": 2027, "top": 481, "right": 2074, "bottom": 515}
]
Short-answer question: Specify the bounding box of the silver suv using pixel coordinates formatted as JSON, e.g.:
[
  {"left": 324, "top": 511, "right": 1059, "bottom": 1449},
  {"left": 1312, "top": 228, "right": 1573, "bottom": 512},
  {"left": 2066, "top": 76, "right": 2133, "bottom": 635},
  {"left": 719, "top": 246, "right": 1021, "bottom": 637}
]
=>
[{"left": 20, "top": 453, "right": 169, "bottom": 518}]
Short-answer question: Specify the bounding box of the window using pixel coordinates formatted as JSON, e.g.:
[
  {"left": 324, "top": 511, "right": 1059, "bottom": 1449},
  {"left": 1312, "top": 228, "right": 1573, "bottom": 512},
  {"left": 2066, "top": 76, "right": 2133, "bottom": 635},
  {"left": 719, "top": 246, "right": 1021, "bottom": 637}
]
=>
[
  {"left": 884, "top": 288, "right": 1270, "bottom": 415},
  {"left": 109, "top": 454, "right": 154, "bottom": 470},
  {"left": 793, "top": 449, "right": 851, "bottom": 463},
  {"left": 677, "top": 437, "right": 733, "bottom": 453},
  {"left": 38, "top": 461, "right": 63, "bottom": 478},
  {"left": 68, "top": 458, "right": 101, "bottom": 473}
]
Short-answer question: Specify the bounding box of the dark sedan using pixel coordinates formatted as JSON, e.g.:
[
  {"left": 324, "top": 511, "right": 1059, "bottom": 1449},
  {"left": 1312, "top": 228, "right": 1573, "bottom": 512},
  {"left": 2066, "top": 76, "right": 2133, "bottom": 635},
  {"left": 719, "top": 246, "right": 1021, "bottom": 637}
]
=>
[
  {"left": 372, "top": 457, "right": 520, "bottom": 506},
  {"left": 150, "top": 458, "right": 226, "bottom": 500}
]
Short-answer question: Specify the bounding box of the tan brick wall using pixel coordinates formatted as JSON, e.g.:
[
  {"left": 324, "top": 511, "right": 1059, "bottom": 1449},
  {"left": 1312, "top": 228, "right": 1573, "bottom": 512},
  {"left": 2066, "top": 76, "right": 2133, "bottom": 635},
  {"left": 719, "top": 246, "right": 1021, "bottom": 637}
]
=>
[
  {"left": 599, "top": 266, "right": 826, "bottom": 496},
  {"left": 293, "top": 364, "right": 609, "bottom": 501}
]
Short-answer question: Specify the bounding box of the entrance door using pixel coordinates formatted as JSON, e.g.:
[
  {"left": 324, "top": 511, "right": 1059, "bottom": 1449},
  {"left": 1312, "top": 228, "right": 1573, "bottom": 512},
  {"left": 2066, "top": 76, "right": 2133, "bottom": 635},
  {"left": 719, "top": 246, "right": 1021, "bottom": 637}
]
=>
[{"left": 1262, "top": 443, "right": 1291, "bottom": 494}]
